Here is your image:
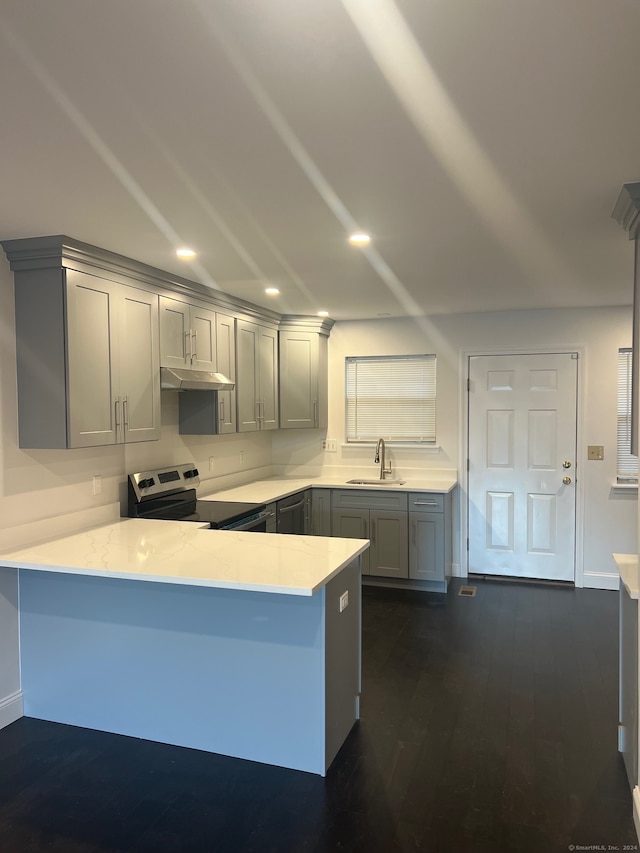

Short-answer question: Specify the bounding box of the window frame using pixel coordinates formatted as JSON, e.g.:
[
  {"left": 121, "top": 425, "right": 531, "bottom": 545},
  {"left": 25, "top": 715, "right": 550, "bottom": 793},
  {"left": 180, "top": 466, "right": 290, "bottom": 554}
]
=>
[
  {"left": 344, "top": 353, "right": 437, "bottom": 444},
  {"left": 617, "top": 347, "right": 638, "bottom": 483}
]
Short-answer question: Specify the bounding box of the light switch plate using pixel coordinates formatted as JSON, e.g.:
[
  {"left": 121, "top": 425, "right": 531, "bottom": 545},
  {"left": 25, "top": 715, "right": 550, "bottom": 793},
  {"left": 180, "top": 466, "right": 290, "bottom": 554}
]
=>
[
  {"left": 588, "top": 445, "right": 604, "bottom": 461},
  {"left": 339, "top": 591, "right": 349, "bottom": 612}
]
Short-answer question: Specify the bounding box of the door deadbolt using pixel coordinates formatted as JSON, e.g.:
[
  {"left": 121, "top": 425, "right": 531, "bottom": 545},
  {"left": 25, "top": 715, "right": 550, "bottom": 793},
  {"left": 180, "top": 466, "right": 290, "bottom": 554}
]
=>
[
  {"left": 562, "top": 476, "right": 572, "bottom": 485},
  {"left": 562, "top": 460, "right": 572, "bottom": 469}
]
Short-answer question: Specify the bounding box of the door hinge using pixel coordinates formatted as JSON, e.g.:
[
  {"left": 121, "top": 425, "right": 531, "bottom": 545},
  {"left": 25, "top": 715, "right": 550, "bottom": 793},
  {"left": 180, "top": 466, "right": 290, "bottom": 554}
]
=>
[
  {"left": 467, "top": 377, "right": 471, "bottom": 392},
  {"left": 467, "top": 458, "right": 470, "bottom": 472},
  {"left": 466, "top": 537, "right": 469, "bottom": 551}
]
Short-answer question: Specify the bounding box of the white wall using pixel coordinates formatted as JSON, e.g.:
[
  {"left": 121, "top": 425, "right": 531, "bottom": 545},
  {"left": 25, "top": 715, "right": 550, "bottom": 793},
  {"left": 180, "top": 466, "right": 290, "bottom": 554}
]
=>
[{"left": 272, "top": 307, "right": 638, "bottom": 586}]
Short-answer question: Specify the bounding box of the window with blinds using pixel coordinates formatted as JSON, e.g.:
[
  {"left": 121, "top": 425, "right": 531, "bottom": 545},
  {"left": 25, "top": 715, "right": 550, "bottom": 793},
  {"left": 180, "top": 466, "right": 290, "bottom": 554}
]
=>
[
  {"left": 345, "top": 354, "right": 436, "bottom": 442},
  {"left": 618, "top": 348, "right": 638, "bottom": 482}
]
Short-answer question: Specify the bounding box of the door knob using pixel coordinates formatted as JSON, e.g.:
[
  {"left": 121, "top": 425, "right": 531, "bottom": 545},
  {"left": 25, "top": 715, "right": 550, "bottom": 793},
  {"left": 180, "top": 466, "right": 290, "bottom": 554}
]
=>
[
  {"left": 562, "top": 476, "right": 572, "bottom": 485},
  {"left": 562, "top": 460, "right": 572, "bottom": 469}
]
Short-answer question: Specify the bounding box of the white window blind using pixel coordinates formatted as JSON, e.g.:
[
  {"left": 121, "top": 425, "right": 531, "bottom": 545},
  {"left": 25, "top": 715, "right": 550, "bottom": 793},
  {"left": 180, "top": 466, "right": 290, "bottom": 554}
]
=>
[
  {"left": 345, "top": 354, "right": 436, "bottom": 442},
  {"left": 618, "top": 348, "right": 638, "bottom": 481}
]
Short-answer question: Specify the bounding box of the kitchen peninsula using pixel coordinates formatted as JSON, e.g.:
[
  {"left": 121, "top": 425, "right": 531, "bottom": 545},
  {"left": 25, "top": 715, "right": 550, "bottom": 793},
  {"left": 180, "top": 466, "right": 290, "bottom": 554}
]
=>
[{"left": 0, "top": 519, "right": 368, "bottom": 776}]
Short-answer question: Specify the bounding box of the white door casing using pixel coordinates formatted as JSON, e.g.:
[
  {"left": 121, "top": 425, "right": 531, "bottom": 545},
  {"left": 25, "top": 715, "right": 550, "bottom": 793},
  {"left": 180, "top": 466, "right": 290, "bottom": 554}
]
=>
[{"left": 468, "top": 352, "right": 578, "bottom": 582}]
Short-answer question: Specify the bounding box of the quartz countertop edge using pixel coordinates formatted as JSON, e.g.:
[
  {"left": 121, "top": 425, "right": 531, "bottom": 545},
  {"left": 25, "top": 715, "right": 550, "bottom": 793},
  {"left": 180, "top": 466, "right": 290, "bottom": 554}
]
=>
[
  {"left": 200, "top": 475, "right": 458, "bottom": 505},
  {"left": 0, "top": 518, "right": 369, "bottom": 597},
  {"left": 614, "top": 552, "right": 639, "bottom": 599}
]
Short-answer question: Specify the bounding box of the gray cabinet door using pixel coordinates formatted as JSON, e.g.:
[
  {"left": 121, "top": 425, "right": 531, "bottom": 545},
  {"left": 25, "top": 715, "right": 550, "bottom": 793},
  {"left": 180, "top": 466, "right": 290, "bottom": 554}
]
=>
[
  {"left": 312, "top": 490, "right": 332, "bottom": 536},
  {"left": 409, "top": 512, "right": 445, "bottom": 582},
  {"left": 190, "top": 305, "right": 217, "bottom": 372},
  {"left": 331, "top": 508, "right": 370, "bottom": 574},
  {"left": 279, "top": 331, "right": 319, "bottom": 429},
  {"left": 236, "top": 319, "right": 278, "bottom": 432},
  {"left": 159, "top": 296, "right": 189, "bottom": 368},
  {"left": 118, "top": 286, "right": 161, "bottom": 442},
  {"left": 66, "top": 270, "right": 119, "bottom": 447},
  {"left": 216, "top": 312, "right": 236, "bottom": 434},
  {"left": 67, "top": 271, "right": 160, "bottom": 446},
  {"left": 258, "top": 325, "right": 279, "bottom": 430},
  {"left": 236, "top": 319, "right": 259, "bottom": 432},
  {"left": 370, "top": 510, "right": 408, "bottom": 578},
  {"left": 159, "top": 296, "right": 216, "bottom": 373}
]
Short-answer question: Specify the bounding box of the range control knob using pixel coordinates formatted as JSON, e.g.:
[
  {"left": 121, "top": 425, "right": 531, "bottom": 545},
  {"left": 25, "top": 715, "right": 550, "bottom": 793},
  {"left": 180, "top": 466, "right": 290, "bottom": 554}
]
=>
[
  {"left": 184, "top": 468, "right": 199, "bottom": 479},
  {"left": 138, "top": 477, "right": 155, "bottom": 489}
]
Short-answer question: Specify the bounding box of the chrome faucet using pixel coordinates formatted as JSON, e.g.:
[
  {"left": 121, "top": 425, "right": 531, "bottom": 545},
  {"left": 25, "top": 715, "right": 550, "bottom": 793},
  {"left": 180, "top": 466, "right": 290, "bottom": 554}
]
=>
[{"left": 374, "top": 438, "right": 393, "bottom": 480}]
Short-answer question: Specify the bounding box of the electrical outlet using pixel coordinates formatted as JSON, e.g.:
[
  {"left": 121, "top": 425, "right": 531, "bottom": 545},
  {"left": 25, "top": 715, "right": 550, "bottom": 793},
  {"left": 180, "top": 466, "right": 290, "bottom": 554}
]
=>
[
  {"left": 322, "top": 439, "right": 337, "bottom": 452},
  {"left": 209, "top": 456, "right": 215, "bottom": 472},
  {"left": 92, "top": 475, "right": 102, "bottom": 496},
  {"left": 239, "top": 450, "right": 245, "bottom": 466},
  {"left": 339, "top": 591, "right": 349, "bottom": 612},
  {"left": 588, "top": 445, "right": 604, "bottom": 461}
]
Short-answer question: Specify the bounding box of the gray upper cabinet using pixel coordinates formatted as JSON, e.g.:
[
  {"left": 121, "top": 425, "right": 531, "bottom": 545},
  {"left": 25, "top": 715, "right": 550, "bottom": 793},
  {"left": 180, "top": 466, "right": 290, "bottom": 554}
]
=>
[
  {"left": 215, "top": 312, "right": 237, "bottom": 434},
  {"left": 176, "top": 309, "right": 237, "bottom": 436},
  {"left": 236, "top": 319, "right": 279, "bottom": 432},
  {"left": 279, "top": 319, "right": 333, "bottom": 429},
  {"left": 159, "top": 296, "right": 216, "bottom": 372},
  {"left": 14, "top": 266, "right": 160, "bottom": 448}
]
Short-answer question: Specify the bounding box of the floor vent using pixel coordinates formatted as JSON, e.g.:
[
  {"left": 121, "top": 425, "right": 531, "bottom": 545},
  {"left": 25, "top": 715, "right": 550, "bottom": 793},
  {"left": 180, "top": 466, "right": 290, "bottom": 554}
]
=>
[{"left": 458, "top": 585, "right": 477, "bottom": 597}]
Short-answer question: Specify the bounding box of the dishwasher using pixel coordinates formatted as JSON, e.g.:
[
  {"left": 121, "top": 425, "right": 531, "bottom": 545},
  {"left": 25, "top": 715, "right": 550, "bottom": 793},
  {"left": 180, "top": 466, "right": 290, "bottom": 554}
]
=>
[{"left": 276, "top": 491, "right": 310, "bottom": 534}]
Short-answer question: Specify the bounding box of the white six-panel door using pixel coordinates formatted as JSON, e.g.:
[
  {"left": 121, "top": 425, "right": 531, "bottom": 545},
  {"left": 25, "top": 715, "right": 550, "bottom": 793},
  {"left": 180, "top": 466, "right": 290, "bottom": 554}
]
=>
[{"left": 468, "top": 353, "right": 578, "bottom": 582}]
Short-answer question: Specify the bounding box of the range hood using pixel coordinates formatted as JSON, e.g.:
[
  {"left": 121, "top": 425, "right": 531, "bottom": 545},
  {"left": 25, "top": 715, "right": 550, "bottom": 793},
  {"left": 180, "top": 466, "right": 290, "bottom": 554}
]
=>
[{"left": 160, "top": 367, "right": 235, "bottom": 391}]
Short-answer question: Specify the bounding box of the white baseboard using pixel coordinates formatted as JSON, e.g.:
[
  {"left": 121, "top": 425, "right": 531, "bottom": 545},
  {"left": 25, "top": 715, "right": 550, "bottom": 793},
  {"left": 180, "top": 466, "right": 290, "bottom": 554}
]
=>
[
  {"left": 633, "top": 786, "right": 640, "bottom": 844},
  {"left": 0, "top": 691, "right": 23, "bottom": 730},
  {"left": 582, "top": 572, "right": 620, "bottom": 591}
]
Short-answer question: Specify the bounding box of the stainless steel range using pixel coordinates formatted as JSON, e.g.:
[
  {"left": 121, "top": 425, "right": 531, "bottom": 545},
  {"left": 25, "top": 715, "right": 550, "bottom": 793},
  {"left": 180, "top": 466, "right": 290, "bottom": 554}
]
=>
[{"left": 127, "top": 463, "right": 270, "bottom": 531}]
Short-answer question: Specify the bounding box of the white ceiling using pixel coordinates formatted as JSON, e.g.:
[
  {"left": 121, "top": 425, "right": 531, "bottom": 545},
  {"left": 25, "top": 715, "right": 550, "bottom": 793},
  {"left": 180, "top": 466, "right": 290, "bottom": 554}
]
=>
[{"left": 1, "top": 0, "right": 639, "bottom": 320}]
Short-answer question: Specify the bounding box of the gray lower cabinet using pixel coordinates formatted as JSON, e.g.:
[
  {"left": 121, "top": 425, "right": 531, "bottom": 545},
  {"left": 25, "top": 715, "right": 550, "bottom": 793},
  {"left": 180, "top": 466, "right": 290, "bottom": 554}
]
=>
[
  {"left": 311, "top": 489, "right": 332, "bottom": 537},
  {"left": 620, "top": 583, "right": 638, "bottom": 789},
  {"left": 14, "top": 266, "right": 160, "bottom": 448},
  {"left": 408, "top": 492, "right": 451, "bottom": 585},
  {"left": 331, "top": 490, "right": 409, "bottom": 578}
]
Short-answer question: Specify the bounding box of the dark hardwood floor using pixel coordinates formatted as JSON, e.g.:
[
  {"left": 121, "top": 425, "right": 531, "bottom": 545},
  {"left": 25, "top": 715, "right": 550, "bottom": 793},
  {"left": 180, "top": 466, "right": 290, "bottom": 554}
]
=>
[{"left": 0, "top": 578, "right": 637, "bottom": 852}]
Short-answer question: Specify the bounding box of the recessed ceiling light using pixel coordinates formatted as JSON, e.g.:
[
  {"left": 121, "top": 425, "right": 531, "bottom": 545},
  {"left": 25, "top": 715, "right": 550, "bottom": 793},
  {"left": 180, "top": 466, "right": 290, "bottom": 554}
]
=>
[
  {"left": 348, "top": 233, "right": 370, "bottom": 246},
  {"left": 265, "top": 287, "right": 280, "bottom": 295},
  {"left": 317, "top": 311, "right": 329, "bottom": 317},
  {"left": 176, "top": 247, "right": 197, "bottom": 259}
]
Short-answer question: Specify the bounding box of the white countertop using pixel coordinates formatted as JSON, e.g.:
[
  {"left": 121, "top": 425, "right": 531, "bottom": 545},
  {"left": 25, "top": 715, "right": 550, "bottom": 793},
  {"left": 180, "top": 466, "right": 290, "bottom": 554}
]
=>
[
  {"left": 0, "top": 518, "right": 369, "bottom": 597},
  {"left": 614, "top": 553, "right": 639, "bottom": 599},
  {"left": 200, "top": 475, "right": 457, "bottom": 505}
]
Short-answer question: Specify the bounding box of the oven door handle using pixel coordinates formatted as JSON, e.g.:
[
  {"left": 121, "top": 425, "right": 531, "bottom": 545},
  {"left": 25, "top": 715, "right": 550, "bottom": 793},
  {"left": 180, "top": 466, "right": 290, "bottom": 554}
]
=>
[{"left": 222, "top": 510, "right": 271, "bottom": 531}]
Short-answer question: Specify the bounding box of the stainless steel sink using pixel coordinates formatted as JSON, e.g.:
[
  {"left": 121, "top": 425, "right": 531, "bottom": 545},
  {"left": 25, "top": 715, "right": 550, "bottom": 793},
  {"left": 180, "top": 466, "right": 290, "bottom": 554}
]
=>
[{"left": 346, "top": 478, "right": 406, "bottom": 486}]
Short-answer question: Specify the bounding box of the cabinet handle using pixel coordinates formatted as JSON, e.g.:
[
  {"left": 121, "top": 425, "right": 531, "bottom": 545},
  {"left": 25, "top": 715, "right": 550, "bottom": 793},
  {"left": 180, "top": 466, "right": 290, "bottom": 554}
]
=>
[
  {"left": 371, "top": 520, "right": 375, "bottom": 544},
  {"left": 123, "top": 396, "right": 129, "bottom": 430},
  {"left": 191, "top": 329, "right": 197, "bottom": 361},
  {"left": 313, "top": 399, "right": 318, "bottom": 427},
  {"left": 114, "top": 399, "right": 120, "bottom": 433},
  {"left": 256, "top": 401, "right": 261, "bottom": 424},
  {"left": 219, "top": 399, "right": 225, "bottom": 427},
  {"left": 185, "top": 330, "right": 192, "bottom": 361},
  {"left": 413, "top": 500, "right": 439, "bottom": 507}
]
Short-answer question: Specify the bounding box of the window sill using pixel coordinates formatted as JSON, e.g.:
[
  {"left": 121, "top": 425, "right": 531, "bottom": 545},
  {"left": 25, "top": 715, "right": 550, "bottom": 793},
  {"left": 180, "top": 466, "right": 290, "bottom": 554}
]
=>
[{"left": 611, "top": 482, "right": 638, "bottom": 495}]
